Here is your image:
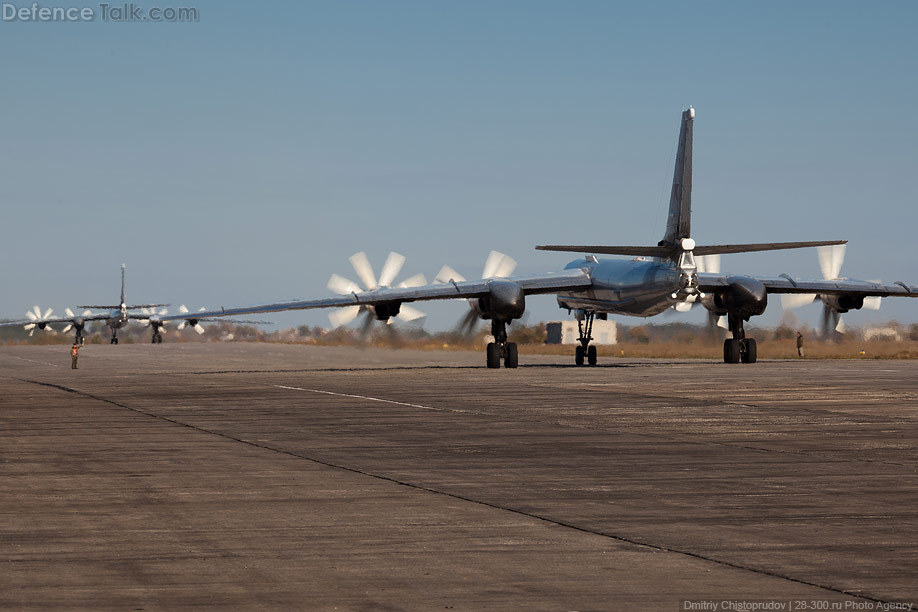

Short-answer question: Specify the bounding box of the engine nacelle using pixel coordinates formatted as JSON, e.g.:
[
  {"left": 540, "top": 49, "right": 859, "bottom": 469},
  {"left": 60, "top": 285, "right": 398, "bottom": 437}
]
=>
[
  {"left": 468, "top": 280, "right": 525, "bottom": 321},
  {"left": 707, "top": 276, "right": 768, "bottom": 319},
  {"left": 820, "top": 294, "right": 863, "bottom": 313},
  {"left": 372, "top": 302, "right": 401, "bottom": 321},
  {"left": 700, "top": 293, "right": 727, "bottom": 316}
]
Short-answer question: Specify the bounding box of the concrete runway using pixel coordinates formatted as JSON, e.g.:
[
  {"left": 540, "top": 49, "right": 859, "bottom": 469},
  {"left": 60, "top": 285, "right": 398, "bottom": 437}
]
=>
[{"left": 2, "top": 343, "right": 917, "bottom": 610}]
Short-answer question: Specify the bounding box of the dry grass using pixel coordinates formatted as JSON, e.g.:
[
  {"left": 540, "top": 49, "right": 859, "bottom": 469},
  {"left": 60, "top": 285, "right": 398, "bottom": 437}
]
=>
[
  {"left": 513, "top": 339, "right": 918, "bottom": 360},
  {"left": 3, "top": 329, "right": 917, "bottom": 359}
]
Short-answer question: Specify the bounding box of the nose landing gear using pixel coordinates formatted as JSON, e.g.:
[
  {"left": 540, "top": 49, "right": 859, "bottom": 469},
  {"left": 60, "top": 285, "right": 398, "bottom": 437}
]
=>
[{"left": 485, "top": 319, "right": 518, "bottom": 369}]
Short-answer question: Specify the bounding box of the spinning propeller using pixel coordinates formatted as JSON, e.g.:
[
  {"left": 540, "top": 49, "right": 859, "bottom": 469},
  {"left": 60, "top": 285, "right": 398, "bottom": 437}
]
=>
[
  {"left": 138, "top": 307, "right": 169, "bottom": 326},
  {"left": 176, "top": 305, "right": 207, "bottom": 334},
  {"left": 780, "top": 244, "right": 882, "bottom": 337},
  {"left": 60, "top": 308, "right": 94, "bottom": 335},
  {"left": 326, "top": 252, "right": 427, "bottom": 335},
  {"left": 23, "top": 305, "right": 56, "bottom": 336},
  {"left": 435, "top": 250, "right": 517, "bottom": 338}
]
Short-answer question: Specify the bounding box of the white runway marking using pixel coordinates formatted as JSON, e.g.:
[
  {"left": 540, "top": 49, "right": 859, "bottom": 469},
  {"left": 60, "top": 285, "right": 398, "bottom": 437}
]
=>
[
  {"left": 274, "top": 384, "right": 444, "bottom": 412},
  {"left": 1, "top": 354, "right": 60, "bottom": 368}
]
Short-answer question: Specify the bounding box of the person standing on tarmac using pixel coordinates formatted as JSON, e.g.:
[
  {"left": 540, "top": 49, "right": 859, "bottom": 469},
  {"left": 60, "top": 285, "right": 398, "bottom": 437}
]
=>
[
  {"left": 71, "top": 344, "right": 79, "bottom": 369},
  {"left": 796, "top": 331, "right": 804, "bottom": 358}
]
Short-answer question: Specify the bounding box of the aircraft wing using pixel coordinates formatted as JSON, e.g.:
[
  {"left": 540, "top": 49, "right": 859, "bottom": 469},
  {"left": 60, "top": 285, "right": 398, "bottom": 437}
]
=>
[
  {"left": 697, "top": 274, "right": 918, "bottom": 297},
  {"left": 0, "top": 311, "right": 112, "bottom": 333},
  {"left": 160, "top": 269, "right": 593, "bottom": 322}
]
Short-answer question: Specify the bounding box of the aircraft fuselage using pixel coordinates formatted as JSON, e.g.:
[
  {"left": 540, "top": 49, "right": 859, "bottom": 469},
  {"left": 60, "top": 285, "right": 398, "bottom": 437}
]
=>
[
  {"left": 557, "top": 257, "right": 682, "bottom": 317},
  {"left": 107, "top": 305, "right": 129, "bottom": 329}
]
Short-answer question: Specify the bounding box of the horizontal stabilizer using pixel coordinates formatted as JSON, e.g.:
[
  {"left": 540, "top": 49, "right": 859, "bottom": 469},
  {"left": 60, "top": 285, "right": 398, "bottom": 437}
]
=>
[
  {"left": 535, "top": 245, "right": 672, "bottom": 257},
  {"left": 536, "top": 240, "right": 846, "bottom": 257},
  {"left": 691, "top": 240, "right": 846, "bottom": 255}
]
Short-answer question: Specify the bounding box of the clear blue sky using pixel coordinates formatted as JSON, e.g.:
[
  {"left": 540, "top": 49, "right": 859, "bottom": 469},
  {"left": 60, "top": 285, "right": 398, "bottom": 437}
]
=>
[{"left": 2, "top": 1, "right": 916, "bottom": 331}]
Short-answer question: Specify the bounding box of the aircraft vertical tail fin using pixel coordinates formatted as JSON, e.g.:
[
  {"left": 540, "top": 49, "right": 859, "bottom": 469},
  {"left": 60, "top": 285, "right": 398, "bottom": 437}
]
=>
[
  {"left": 661, "top": 107, "right": 694, "bottom": 247},
  {"left": 120, "top": 264, "right": 126, "bottom": 305}
]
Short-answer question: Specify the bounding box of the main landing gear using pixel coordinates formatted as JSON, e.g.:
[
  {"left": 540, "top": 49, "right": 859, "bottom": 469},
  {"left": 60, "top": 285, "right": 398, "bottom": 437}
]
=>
[
  {"left": 110, "top": 329, "right": 119, "bottom": 345},
  {"left": 151, "top": 330, "right": 163, "bottom": 344},
  {"left": 574, "top": 311, "right": 598, "bottom": 366},
  {"left": 723, "top": 314, "right": 757, "bottom": 364},
  {"left": 485, "top": 319, "right": 518, "bottom": 369}
]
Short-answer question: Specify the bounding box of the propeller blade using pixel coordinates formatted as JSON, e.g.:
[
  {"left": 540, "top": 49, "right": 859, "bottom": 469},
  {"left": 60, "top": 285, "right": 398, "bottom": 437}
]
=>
[
  {"left": 327, "top": 274, "right": 362, "bottom": 295},
  {"left": 674, "top": 301, "right": 693, "bottom": 312},
  {"left": 179, "top": 305, "right": 189, "bottom": 314},
  {"left": 377, "top": 252, "right": 406, "bottom": 288},
  {"left": 177, "top": 321, "right": 187, "bottom": 330},
  {"left": 82, "top": 309, "right": 92, "bottom": 317},
  {"left": 159, "top": 308, "right": 168, "bottom": 316},
  {"left": 193, "top": 323, "right": 206, "bottom": 335},
  {"left": 817, "top": 244, "right": 846, "bottom": 280},
  {"left": 43, "top": 307, "right": 53, "bottom": 319},
  {"left": 494, "top": 253, "right": 517, "bottom": 278},
  {"left": 821, "top": 305, "right": 840, "bottom": 339},
  {"left": 396, "top": 304, "right": 426, "bottom": 322},
  {"left": 65, "top": 308, "right": 75, "bottom": 318},
  {"left": 455, "top": 308, "right": 480, "bottom": 338},
  {"left": 696, "top": 254, "right": 721, "bottom": 274},
  {"left": 24, "top": 323, "right": 36, "bottom": 331},
  {"left": 435, "top": 265, "right": 466, "bottom": 284},
  {"left": 62, "top": 324, "right": 73, "bottom": 333},
  {"left": 780, "top": 293, "right": 817, "bottom": 310},
  {"left": 397, "top": 273, "right": 427, "bottom": 288},
  {"left": 716, "top": 315, "right": 728, "bottom": 330},
  {"left": 28, "top": 306, "right": 41, "bottom": 321},
  {"left": 863, "top": 296, "right": 882, "bottom": 310},
  {"left": 328, "top": 305, "right": 361, "bottom": 328},
  {"left": 483, "top": 250, "right": 516, "bottom": 278},
  {"left": 482, "top": 251, "right": 505, "bottom": 279},
  {"left": 349, "top": 252, "right": 377, "bottom": 290},
  {"left": 835, "top": 316, "right": 846, "bottom": 334},
  {"left": 357, "top": 311, "right": 375, "bottom": 340}
]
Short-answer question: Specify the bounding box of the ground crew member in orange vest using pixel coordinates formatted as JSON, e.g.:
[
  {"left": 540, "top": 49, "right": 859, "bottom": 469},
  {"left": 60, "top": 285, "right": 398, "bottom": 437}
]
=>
[{"left": 71, "top": 344, "right": 79, "bottom": 369}]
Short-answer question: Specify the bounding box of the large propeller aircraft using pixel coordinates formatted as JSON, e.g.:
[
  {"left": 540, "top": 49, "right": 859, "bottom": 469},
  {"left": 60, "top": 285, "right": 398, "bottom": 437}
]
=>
[
  {"left": 2, "top": 265, "right": 170, "bottom": 344},
  {"left": 143, "top": 108, "right": 913, "bottom": 367}
]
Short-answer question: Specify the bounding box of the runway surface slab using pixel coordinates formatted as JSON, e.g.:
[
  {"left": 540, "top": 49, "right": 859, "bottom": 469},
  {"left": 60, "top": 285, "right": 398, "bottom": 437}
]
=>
[{"left": 1, "top": 344, "right": 916, "bottom": 610}]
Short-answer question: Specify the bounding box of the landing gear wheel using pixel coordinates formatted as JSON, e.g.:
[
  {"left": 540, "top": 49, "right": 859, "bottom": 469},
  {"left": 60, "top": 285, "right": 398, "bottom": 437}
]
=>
[
  {"left": 575, "top": 345, "right": 585, "bottom": 366},
  {"left": 587, "top": 345, "right": 598, "bottom": 366},
  {"left": 486, "top": 342, "right": 502, "bottom": 369},
  {"left": 723, "top": 339, "right": 740, "bottom": 364},
  {"left": 111, "top": 337, "right": 118, "bottom": 345},
  {"left": 741, "top": 338, "right": 757, "bottom": 363},
  {"left": 504, "top": 342, "right": 518, "bottom": 369}
]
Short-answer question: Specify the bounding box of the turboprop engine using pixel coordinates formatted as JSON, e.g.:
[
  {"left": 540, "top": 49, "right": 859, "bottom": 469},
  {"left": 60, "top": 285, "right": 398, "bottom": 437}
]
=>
[
  {"left": 469, "top": 279, "right": 526, "bottom": 322},
  {"left": 705, "top": 276, "right": 768, "bottom": 319},
  {"left": 819, "top": 294, "right": 864, "bottom": 313}
]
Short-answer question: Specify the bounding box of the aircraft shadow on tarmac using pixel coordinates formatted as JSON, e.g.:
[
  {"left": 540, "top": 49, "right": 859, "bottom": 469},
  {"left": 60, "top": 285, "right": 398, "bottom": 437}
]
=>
[{"left": 185, "top": 362, "right": 712, "bottom": 375}]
